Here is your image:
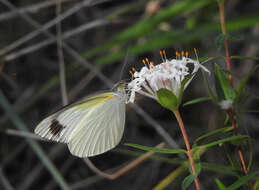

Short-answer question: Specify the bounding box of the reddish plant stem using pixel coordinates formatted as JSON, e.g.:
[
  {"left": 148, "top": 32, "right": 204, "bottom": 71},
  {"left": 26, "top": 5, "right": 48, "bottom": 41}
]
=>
[
  {"left": 227, "top": 110, "right": 249, "bottom": 174},
  {"left": 228, "top": 109, "right": 253, "bottom": 189},
  {"left": 218, "top": 0, "right": 233, "bottom": 86},
  {"left": 173, "top": 110, "right": 201, "bottom": 190},
  {"left": 218, "top": 2, "right": 252, "bottom": 189}
]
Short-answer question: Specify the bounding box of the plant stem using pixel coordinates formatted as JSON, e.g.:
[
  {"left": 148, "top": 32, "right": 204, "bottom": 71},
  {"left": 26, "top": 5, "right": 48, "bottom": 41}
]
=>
[
  {"left": 227, "top": 109, "right": 253, "bottom": 189},
  {"left": 218, "top": 1, "right": 253, "bottom": 189},
  {"left": 218, "top": 0, "right": 233, "bottom": 85},
  {"left": 173, "top": 110, "right": 201, "bottom": 190}
]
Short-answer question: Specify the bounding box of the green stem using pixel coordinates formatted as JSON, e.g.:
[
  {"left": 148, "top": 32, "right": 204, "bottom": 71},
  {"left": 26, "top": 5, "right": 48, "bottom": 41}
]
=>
[{"left": 173, "top": 110, "right": 201, "bottom": 190}]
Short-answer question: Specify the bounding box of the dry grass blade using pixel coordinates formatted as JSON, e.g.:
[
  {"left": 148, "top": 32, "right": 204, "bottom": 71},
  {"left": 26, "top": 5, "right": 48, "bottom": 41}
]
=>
[
  {"left": 0, "top": 0, "right": 79, "bottom": 21},
  {"left": 0, "top": 167, "right": 14, "bottom": 190},
  {"left": 0, "top": 0, "right": 94, "bottom": 56},
  {"left": 4, "top": 19, "right": 109, "bottom": 61},
  {"left": 56, "top": 0, "right": 68, "bottom": 105}
]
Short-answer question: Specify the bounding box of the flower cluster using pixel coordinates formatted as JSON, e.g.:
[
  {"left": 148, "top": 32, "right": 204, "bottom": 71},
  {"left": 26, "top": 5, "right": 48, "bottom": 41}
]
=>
[{"left": 127, "top": 50, "right": 210, "bottom": 104}]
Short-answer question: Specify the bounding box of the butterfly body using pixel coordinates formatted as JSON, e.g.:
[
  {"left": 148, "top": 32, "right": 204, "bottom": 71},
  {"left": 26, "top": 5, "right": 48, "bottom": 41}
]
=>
[{"left": 35, "top": 84, "right": 127, "bottom": 157}]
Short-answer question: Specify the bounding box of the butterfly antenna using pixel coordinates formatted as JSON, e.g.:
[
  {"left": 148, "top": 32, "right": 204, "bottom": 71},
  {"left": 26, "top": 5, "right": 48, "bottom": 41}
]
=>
[{"left": 119, "top": 48, "right": 130, "bottom": 82}]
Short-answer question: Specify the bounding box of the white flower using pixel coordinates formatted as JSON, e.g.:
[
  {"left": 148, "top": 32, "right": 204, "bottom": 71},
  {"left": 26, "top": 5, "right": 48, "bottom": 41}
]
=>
[{"left": 127, "top": 51, "right": 210, "bottom": 103}]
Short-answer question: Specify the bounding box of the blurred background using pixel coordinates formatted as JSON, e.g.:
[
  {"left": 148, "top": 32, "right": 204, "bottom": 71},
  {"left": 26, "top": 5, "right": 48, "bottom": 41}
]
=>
[{"left": 0, "top": 0, "right": 259, "bottom": 189}]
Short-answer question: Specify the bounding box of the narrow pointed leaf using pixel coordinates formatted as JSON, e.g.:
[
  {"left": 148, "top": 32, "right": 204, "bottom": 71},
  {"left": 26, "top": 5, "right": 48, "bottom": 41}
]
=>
[
  {"left": 193, "top": 135, "right": 249, "bottom": 151},
  {"left": 215, "top": 178, "right": 227, "bottom": 190},
  {"left": 227, "top": 170, "right": 259, "bottom": 190},
  {"left": 216, "top": 34, "right": 230, "bottom": 50},
  {"left": 182, "top": 174, "right": 196, "bottom": 190},
  {"left": 214, "top": 64, "right": 236, "bottom": 101},
  {"left": 153, "top": 165, "right": 186, "bottom": 190},
  {"left": 194, "top": 126, "right": 233, "bottom": 145},
  {"left": 216, "top": 34, "right": 239, "bottom": 50},
  {"left": 183, "top": 97, "right": 211, "bottom": 106},
  {"left": 126, "top": 143, "right": 186, "bottom": 154}
]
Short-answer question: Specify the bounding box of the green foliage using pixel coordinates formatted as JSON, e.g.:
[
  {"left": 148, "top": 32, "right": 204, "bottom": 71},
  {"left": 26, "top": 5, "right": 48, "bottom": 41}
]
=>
[
  {"left": 157, "top": 88, "right": 179, "bottom": 111},
  {"left": 254, "top": 178, "right": 259, "bottom": 190},
  {"left": 193, "top": 135, "right": 249, "bottom": 151},
  {"left": 215, "top": 34, "right": 239, "bottom": 50},
  {"left": 183, "top": 97, "right": 211, "bottom": 106},
  {"left": 215, "top": 178, "right": 227, "bottom": 190},
  {"left": 194, "top": 126, "right": 233, "bottom": 145},
  {"left": 125, "top": 143, "right": 186, "bottom": 154},
  {"left": 227, "top": 170, "right": 259, "bottom": 190},
  {"left": 214, "top": 64, "right": 236, "bottom": 101},
  {"left": 182, "top": 174, "right": 196, "bottom": 190}
]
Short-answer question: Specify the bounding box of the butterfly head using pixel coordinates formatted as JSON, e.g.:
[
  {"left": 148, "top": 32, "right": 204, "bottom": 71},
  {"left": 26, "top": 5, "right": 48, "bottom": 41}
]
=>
[{"left": 112, "top": 80, "right": 127, "bottom": 92}]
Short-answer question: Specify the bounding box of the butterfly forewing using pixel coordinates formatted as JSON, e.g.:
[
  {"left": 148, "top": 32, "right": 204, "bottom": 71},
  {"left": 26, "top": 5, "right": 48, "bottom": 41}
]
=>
[
  {"left": 34, "top": 92, "right": 115, "bottom": 143},
  {"left": 34, "top": 91, "right": 126, "bottom": 157},
  {"left": 67, "top": 95, "right": 125, "bottom": 157}
]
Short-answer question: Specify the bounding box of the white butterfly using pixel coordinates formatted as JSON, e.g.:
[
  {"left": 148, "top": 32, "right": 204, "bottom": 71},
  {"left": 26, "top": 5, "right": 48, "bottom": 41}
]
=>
[{"left": 34, "top": 82, "right": 127, "bottom": 157}]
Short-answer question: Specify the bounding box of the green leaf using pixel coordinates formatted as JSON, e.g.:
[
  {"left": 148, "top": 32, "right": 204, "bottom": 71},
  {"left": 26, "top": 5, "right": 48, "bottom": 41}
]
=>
[
  {"left": 227, "top": 170, "right": 259, "bottom": 190},
  {"left": 195, "top": 160, "right": 202, "bottom": 176},
  {"left": 194, "top": 126, "right": 233, "bottom": 145},
  {"left": 234, "top": 65, "right": 259, "bottom": 105},
  {"left": 224, "top": 145, "right": 242, "bottom": 173},
  {"left": 216, "top": 34, "right": 239, "bottom": 50},
  {"left": 182, "top": 174, "right": 196, "bottom": 190},
  {"left": 183, "top": 97, "right": 211, "bottom": 106},
  {"left": 231, "top": 136, "right": 249, "bottom": 146},
  {"left": 201, "top": 163, "right": 238, "bottom": 176},
  {"left": 125, "top": 143, "right": 186, "bottom": 154},
  {"left": 214, "top": 64, "right": 236, "bottom": 101},
  {"left": 193, "top": 135, "right": 249, "bottom": 151},
  {"left": 157, "top": 88, "right": 179, "bottom": 111},
  {"left": 216, "top": 34, "right": 229, "bottom": 50},
  {"left": 254, "top": 178, "right": 259, "bottom": 190},
  {"left": 224, "top": 114, "right": 229, "bottom": 125},
  {"left": 215, "top": 178, "right": 227, "bottom": 190}
]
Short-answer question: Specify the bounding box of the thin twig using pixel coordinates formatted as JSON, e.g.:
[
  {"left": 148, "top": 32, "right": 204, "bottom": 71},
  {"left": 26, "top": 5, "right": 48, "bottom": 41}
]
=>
[
  {"left": 84, "top": 142, "right": 165, "bottom": 180},
  {"left": 56, "top": 0, "right": 68, "bottom": 105},
  {"left": 68, "top": 72, "right": 96, "bottom": 100},
  {"left": 0, "top": 0, "right": 93, "bottom": 57},
  {"left": 4, "top": 129, "right": 46, "bottom": 141},
  {"left": 4, "top": 19, "right": 109, "bottom": 61},
  {"left": 70, "top": 163, "right": 125, "bottom": 190},
  {"left": 0, "top": 0, "right": 79, "bottom": 21}
]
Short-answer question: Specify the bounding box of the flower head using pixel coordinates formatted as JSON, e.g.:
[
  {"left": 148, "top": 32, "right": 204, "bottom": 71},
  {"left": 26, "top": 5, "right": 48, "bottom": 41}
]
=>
[{"left": 127, "top": 50, "right": 210, "bottom": 108}]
